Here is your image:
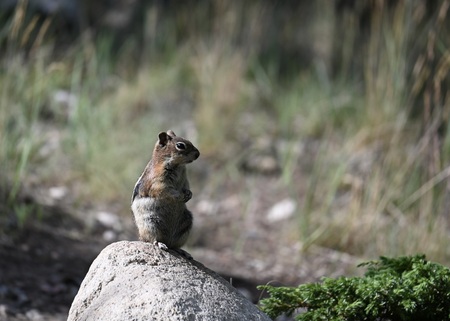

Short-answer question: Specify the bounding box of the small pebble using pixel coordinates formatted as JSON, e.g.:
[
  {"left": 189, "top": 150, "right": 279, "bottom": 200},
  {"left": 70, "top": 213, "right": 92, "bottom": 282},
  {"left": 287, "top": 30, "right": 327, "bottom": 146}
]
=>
[{"left": 266, "top": 198, "right": 297, "bottom": 223}]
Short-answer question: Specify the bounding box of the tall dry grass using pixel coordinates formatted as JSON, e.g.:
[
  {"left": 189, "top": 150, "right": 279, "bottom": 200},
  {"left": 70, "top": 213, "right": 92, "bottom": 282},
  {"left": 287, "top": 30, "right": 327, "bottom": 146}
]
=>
[{"left": 1, "top": 0, "right": 449, "bottom": 264}]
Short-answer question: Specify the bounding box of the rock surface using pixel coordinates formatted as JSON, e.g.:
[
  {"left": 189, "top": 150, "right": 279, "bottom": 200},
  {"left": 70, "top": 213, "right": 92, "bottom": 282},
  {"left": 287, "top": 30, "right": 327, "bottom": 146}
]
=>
[{"left": 67, "top": 241, "right": 270, "bottom": 321}]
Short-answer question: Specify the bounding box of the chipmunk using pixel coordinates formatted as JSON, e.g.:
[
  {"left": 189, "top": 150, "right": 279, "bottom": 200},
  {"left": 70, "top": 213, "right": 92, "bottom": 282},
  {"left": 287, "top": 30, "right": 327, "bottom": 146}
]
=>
[{"left": 131, "top": 130, "right": 200, "bottom": 256}]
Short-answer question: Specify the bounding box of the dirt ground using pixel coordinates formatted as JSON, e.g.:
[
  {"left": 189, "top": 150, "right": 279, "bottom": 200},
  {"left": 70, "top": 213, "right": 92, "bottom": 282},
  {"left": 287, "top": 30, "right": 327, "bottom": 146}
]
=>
[
  {"left": 0, "top": 181, "right": 360, "bottom": 321},
  {"left": 0, "top": 199, "right": 104, "bottom": 321}
]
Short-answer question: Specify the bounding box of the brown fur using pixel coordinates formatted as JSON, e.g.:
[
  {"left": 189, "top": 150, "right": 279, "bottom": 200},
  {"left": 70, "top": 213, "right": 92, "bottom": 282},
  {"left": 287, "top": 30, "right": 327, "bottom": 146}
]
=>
[{"left": 131, "top": 130, "right": 200, "bottom": 250}]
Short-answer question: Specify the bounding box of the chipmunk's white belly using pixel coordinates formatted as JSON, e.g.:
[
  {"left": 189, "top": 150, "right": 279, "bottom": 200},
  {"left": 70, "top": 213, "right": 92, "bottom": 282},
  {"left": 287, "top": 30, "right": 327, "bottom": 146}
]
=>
[
  {"left": 131, "top": 196, "right": 187, "bottom": 244},
  {"left": 132, "top": 196, "right": 185, "bottom": 215}
]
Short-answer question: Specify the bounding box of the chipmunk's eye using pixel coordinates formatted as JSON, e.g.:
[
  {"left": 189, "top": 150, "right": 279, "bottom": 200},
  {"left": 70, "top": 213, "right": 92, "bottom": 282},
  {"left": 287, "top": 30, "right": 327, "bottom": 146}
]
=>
[{"left": 176, "top": 142, "right": 186, "bottom": 150}]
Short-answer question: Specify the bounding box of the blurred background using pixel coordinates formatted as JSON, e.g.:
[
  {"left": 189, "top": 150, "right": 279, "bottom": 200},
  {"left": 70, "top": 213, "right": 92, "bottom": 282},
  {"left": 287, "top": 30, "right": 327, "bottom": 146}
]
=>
[{"left": 0, "top": 0, "right": 449, "bottom": 320}]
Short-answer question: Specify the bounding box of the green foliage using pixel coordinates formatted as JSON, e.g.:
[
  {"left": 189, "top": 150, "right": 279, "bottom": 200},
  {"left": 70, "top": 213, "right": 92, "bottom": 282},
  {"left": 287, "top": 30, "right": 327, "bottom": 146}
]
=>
[{"left": 259, "top": 255, "right": 450, "bottom": 321}]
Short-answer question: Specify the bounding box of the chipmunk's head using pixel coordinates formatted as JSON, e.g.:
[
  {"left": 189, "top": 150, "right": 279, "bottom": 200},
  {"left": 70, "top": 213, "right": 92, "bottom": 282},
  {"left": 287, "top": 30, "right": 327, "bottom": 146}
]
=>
[{"left": 154, "top": 130, "right": 200, "bottom": 167}]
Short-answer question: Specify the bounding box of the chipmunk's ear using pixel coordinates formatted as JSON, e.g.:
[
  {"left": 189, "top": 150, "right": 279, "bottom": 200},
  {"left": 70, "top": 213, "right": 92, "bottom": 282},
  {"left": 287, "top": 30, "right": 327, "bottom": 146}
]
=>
[
  {"left": 158, "top": 132, "right": 172, "bottom": 146},
  {"left": 167, "top": 130, "right": 176, "bottom": 137}
]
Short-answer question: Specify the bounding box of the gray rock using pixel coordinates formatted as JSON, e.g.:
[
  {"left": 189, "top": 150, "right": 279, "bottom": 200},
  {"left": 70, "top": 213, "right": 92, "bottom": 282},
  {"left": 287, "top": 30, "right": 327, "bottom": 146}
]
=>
[{"left": 68, "top": 241, "right": 270, "bottom": 321}]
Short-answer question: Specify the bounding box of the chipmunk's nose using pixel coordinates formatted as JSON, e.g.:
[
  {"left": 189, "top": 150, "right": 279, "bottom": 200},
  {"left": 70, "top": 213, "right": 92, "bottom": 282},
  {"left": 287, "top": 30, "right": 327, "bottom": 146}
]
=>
[{"left": 194, "top": 149, "right": 200, "bottom": 159}]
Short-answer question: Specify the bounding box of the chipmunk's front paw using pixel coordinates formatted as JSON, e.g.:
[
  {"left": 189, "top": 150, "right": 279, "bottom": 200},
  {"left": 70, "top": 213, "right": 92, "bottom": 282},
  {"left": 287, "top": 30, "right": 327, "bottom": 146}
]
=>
[
  {"left": 182, "top": 189, "right": 192, "bottom": 203},
  {"left": 154, "top": 241, "right": 169, "bottom": 251}
]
